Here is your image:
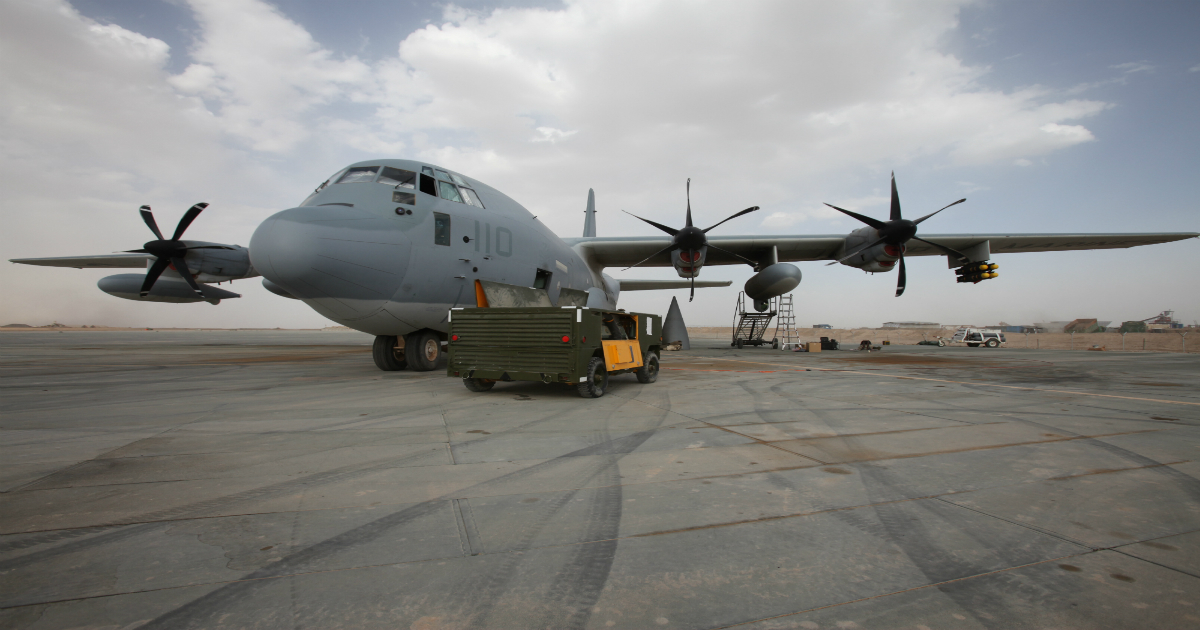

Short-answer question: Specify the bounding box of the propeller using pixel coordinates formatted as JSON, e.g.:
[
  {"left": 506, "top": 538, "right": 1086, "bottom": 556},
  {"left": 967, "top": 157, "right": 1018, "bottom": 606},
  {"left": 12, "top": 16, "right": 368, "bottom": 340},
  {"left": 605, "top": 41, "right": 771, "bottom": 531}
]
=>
[
  {"left": 124, "top": 203, "right": 231, "bottom": 298},
  {"left": 622, "top": 179, "right": 760, "bottom": 301},
  {"left": 824, "top": 174, "right": 968, "bottom": 297}
]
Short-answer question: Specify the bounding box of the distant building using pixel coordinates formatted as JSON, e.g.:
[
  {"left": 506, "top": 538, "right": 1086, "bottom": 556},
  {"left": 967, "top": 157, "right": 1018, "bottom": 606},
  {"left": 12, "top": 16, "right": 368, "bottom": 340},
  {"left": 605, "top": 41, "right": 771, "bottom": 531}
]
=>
[{"left": 882, "top": 321, "right": 941, "bottom": 329}]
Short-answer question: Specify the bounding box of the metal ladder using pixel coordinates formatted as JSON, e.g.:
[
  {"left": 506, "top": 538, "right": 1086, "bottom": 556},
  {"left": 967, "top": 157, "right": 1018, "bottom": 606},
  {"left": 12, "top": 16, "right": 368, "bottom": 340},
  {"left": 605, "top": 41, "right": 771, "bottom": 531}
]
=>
[
  {"left": 731, "top": 292, "right": 778, "bottom": 348},
  {"left": 775, "top": 294, "right": 797, "bottom": 349}
]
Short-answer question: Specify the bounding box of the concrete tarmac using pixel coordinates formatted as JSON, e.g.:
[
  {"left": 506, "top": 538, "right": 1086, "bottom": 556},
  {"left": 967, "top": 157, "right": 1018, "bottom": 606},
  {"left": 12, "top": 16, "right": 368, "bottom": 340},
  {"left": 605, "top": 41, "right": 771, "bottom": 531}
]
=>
[{"left": 1, "top": 330, "right": 1198, "bottom": 629}]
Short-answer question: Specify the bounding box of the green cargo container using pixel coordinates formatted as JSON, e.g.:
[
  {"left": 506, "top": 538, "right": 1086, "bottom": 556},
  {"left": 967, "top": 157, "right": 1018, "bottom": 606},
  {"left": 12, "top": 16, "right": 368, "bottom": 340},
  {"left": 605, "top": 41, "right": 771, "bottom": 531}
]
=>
[{"left": 447, "top": 307, "right": 662, "bottom": 398}]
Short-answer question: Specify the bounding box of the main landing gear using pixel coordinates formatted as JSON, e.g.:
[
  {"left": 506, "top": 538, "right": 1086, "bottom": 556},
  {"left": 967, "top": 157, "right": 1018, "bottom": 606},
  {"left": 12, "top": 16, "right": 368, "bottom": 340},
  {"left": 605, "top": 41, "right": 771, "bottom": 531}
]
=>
[{"left": 372, "top": 330, "right": 443, "bottom": 372}]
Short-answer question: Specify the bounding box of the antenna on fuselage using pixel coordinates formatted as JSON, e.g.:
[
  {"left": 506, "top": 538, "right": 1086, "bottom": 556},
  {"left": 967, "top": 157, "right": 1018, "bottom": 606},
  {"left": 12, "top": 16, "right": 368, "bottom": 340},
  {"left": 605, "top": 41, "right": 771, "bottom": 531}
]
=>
[{"left": 583, "top": 188, "right": 597, "bottom": 238}]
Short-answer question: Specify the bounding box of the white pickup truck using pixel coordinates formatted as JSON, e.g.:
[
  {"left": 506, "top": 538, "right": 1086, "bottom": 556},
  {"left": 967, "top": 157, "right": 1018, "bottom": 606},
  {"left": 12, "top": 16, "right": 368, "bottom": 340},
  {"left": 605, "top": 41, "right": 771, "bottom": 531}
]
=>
[{"left": 949, "top": 327, "right": 1007, "bottom": 348}]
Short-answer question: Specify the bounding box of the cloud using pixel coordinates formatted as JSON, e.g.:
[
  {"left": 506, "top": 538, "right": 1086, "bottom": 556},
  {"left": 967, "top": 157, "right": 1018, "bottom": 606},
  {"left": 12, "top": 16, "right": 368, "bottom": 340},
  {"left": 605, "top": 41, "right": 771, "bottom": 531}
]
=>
[
  {"left": 1190, "top": 64, "right": 1200, "bottom": 73},
  {"left": 531, "top": 127, "right": 578, "bottom": 143},
  {"left": 0, "top": 0, "right": 1126, "bottom": 327},
  {"left": 1111, "top": 61, "right": 1154, "bottom": 74}
]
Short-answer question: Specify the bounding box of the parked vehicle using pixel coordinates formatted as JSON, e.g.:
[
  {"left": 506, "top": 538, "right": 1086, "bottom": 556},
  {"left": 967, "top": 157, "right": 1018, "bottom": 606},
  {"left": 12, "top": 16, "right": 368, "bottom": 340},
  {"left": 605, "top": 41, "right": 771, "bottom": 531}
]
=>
[
  {"left": 949, "top": 327, "right": 1006, "bottom": 348},
  {"left": 446, "top": 306, "right": 662, "bottom": 398}
]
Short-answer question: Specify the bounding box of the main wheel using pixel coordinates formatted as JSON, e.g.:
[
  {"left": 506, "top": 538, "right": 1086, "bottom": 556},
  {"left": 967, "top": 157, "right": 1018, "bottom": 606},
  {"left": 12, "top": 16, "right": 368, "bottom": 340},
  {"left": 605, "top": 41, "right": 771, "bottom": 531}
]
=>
[
  {"left": 985, "top": 339, "right": 1000, "bottom": 348},
  {"left": 405, "top": 330, "right": 441, "bottom": 371},
  {"left": 372, "top": 335, "right": 407, "bottom": 371},
  {"left": 636, "top": 352, "right": 659, "bottom": 384},
  {"left": 735, "top": 338, "right": 744, "bottom": 349},
  {"left": 967, "top": 342, "right": 980, "bottom": 347},
  {"left": 463, "top": 378, "right": 495, "bottom": 392},
  {"left": 771, "top": 338, "right": 780, "bottom": 350},
  {"left": 577, "top": 357, "right": 609, "bottom": 398}
]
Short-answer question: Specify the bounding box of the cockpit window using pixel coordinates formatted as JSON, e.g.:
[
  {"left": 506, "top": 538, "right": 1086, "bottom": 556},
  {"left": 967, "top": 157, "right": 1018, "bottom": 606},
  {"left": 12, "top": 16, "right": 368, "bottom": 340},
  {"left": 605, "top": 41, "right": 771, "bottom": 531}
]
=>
[
  {"left": 450, "top": 173, "right": 467, "bottom": 186},
  {"left": 435, "top": 169, "right": 453, "bottom": 182},
  {"left": 460, "top": 188, "right": 485, "bottom": 208},
  {"left": 378, "top": 167, "right": 416, "bottom": 188},
  {"left": 336, "top": 166, "right": 379, "bottom": 184},
  {"left": 422, "top": 166, "right": 435, "bottom": 177},
  {"left": 437, "top": 180, "right": 463, "bottom": 203}
]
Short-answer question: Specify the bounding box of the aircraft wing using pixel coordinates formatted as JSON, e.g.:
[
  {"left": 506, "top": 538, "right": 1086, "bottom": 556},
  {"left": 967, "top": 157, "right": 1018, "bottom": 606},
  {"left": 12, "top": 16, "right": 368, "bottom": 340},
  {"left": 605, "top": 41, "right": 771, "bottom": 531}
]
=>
[
  {"left": 569, "top": 232, "right": 1198, "bottom": 267},
  {"left": 10, "top": 254, "right": 153, "bottom": 269},
  {"left": 617, "top": 279, "right": 732, "bottom": 290}
]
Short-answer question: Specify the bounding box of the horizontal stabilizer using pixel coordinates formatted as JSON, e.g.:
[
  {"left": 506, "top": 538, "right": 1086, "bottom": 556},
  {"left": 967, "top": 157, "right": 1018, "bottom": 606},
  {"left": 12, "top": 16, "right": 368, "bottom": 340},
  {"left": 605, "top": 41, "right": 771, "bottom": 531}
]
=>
[
  {"left": 11, "top": 254, "right": 153, "bottom": 268},
  {"left": 617, "top": 279, "right": 732, "bottom": 291}
]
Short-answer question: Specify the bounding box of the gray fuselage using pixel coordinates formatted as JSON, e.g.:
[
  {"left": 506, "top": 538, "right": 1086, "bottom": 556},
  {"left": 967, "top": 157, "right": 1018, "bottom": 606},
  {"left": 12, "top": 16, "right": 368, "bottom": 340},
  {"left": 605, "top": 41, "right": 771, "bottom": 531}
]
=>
[{"left": 249, "top": 159, "right": 604, "bottom": 337}]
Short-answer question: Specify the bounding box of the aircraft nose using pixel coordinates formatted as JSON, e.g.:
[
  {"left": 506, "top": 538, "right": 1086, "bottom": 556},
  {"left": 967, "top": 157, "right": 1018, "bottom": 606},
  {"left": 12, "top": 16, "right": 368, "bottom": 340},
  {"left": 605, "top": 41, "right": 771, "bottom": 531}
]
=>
[{"left": 250, "top": 206, "right": 412, "bottom": 319}]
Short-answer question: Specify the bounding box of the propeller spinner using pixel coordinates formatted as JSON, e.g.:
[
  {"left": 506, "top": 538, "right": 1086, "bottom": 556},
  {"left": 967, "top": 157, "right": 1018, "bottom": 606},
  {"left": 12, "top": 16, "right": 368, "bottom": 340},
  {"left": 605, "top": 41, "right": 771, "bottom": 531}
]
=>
[
  {"left": 622, "top": 179, "right": 760, "bottom": 301},
  {"left": 824, "top": 174, "right": 968, "bottom": 297},
  {"left": 125, "top": 203, "right": 231, "bottom": 298}
]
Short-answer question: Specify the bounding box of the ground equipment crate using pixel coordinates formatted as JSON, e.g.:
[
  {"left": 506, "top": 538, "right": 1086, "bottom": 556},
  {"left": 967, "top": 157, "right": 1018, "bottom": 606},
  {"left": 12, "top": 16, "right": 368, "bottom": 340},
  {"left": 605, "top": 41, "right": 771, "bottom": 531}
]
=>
[{"left": 447, "top": 307, "right": 662, "bottom": 398}]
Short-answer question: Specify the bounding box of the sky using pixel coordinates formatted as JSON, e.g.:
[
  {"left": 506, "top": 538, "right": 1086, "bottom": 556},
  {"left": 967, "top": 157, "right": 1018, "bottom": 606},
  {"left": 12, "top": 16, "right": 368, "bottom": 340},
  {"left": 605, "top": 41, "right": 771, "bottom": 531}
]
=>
[{"left": 1, "top": 0, "right": 1197, "bottom": 329}]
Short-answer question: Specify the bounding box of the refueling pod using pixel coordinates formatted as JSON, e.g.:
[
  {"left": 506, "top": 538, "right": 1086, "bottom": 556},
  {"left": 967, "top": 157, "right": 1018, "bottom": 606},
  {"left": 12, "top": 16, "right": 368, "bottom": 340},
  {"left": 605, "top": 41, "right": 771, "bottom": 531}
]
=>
[
  {"left": 99, "top": 274, "right": 240, "bottom": 305},
  {"left": 744, "top": 263, "right": 801, "bottom": 311}
]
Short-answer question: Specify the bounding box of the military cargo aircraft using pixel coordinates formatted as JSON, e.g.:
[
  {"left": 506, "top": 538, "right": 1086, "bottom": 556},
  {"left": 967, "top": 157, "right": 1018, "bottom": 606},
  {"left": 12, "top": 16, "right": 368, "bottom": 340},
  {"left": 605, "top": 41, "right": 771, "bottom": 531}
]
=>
[{"left": 11, "top": 159, "right": 1197, "bottom": 371}]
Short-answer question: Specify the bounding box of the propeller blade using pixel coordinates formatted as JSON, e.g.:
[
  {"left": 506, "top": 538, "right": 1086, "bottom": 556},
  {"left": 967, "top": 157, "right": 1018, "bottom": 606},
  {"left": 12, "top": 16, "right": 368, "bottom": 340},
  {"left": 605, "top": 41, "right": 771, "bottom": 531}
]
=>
[
  {"left": 910, "top": 236, "right": 969, "bottom": 263},
  {"left": 123, "top": 249, "right": 149, "bottom": 253},
  {"left": 895, "top": 253, "right": 906, "bottom": 297},
  {"left": 170, "top": 203, "right": 209, "bottom": 241},
  {"left": 826, "top": 236, "right": 887, "bottom": 266},
  {"left": 621, "top": 210, "right": 679, "bottom": 236},
  {"left": 707, "top": 244, "right": 758, "bottom": 266},
  {"left": 183, "top": 245, "right": 236, "bottom": 250},
  {"left": 685, "top": 178, "right": 693, "bottom": 228},
  {"left": 622, "top": 243, "right": 678, "bottom": 271},
  {"left": 913, "top": 198, "right": 966, "bottom": 225},
  {"left": 139, "top": 257, "right": 171, "bottom": 297},
  {"left": 139, "top": 205, "right": 164, "bottom": 240},
  {"left": 689, "top": 252, "right": 695, "bottom": 302},
  {"left": 824, "top": 203, "right": 886, "bottom": 230},
  {"left": 171, "top": 256, "right": 206, "bottom": 297},
  {"left": 890, "top": 173, "right": 902, "bottom": 221},
  {"left": 702, "top": 206, "right": 760, "bottom": 233}
]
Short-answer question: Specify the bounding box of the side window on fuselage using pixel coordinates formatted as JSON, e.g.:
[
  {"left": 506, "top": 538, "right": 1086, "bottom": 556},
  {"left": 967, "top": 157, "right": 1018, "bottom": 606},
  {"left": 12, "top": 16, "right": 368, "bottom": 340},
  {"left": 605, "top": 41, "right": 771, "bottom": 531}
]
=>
[
  {"left": 433, "top": 213, "right": 451, "bottom": 246},
  {"left": 437, "top": 180, "right": 463, "bottom": 203}
]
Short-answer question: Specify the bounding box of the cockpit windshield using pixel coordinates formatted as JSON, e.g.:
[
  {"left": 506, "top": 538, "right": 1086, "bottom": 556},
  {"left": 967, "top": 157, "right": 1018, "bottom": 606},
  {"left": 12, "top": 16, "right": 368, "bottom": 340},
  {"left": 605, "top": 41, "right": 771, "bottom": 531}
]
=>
[
  {"left": 378, "top": 167, "right": 416, "bottom": 188},
  {"left": 336, "top": 166, "right": 379, "bottom": 184}
]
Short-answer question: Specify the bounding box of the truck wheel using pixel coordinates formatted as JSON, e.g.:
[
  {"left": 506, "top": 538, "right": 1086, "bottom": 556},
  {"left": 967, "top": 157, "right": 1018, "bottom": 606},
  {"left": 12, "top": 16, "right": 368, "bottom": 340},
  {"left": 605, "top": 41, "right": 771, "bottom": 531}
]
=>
[
  {"left": 967, "top": 342, "right": 980, "bottom": 347},
  {"left": 985, "top": 339, "right": 1000, "bottom": 348},
  {"left": 735, "top": 338, "right": 744, "bottom": 349},
  {"left": 463, "top": 378, "right": 494, "bottom": 392},
  {"left": 372, "top": 335, "right": 407, "bottom": 371},
  {"left": 405, "top": 330, "right": 441, "bottom": 371},
  {"left": 577, "top": 357, "right": 608, "bottom": 398},
  {"left": 937, "top": 340, "right": 945, "bottom": 347},
  {"left": 636, "top": 353, "right": 659, "bottom": 384}
]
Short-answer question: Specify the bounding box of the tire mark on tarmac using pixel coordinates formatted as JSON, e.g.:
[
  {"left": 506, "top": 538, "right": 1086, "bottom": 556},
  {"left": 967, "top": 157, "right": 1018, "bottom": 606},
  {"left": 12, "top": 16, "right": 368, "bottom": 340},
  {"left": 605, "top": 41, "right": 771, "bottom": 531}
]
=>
[
  {"left": 138, "top": 428, "right": 660, "bottom": 629},
  {"left": 0, "top": 406, "right": 577, "bottom": 564}
]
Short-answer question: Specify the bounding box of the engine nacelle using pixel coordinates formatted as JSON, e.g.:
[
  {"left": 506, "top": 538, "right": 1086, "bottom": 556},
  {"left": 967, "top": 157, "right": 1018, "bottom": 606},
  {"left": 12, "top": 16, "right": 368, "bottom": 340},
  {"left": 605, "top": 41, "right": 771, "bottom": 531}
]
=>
[
  {"left": 99, "top": 274, "right": 240, "bottom": 305},
  {"left": 745, "top": 263, "right": 802, "bottom": 310},
  {"left": 672, "top": 246, "right": 707, "bottom": 278},
  {"left": 178, "top": 242, "right": 254, "bottom": 282},
  {"left": 837, "top": 227, "right": 902, "bottom": 272}
]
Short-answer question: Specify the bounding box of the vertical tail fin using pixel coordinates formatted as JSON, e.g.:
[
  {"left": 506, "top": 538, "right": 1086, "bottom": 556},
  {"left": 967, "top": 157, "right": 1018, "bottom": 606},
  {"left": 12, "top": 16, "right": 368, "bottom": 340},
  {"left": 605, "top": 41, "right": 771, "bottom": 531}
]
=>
[{"left": 583, "top": 188, "right": 596, "bottom": 237}]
